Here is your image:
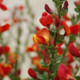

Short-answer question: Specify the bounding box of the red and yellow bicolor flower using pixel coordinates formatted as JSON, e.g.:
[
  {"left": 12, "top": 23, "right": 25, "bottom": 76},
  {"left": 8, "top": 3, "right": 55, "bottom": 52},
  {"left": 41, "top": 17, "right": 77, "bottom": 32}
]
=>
[
  {"left": 7, "top": 52, "right": 19, "bottom": 65},
  {"left": 26, "top": 43, "right": 39, "bottom": 52},
  {"left": 0, "top": 63, "right": 12, "bottom": 77},
  {"left": 0, "top": 0, "right": 8, "bottom": 11},
  {"left": 33, "top": 28, "right": 50, "bottom": 44},
  {"left": 32, "top": 56, "right": 48, "bottom": 71}
]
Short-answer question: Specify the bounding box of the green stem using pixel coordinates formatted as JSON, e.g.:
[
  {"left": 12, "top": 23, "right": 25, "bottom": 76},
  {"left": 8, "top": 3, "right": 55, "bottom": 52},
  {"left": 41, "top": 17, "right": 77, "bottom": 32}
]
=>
[{"left": 49, "top": 0, "right": 64, "bottom": 79}]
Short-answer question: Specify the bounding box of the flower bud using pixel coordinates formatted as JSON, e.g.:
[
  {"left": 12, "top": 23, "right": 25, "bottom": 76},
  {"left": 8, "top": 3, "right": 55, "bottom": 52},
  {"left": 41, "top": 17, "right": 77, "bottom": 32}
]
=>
[
  {"left": 45, "top": 4, "right": 52, "bottom": 14},
  {"left": 28, "top": 68, "right": 37, "bottom": 79},
  {"left": 63, "top": 0, "right": 68, "bottom": 9}
]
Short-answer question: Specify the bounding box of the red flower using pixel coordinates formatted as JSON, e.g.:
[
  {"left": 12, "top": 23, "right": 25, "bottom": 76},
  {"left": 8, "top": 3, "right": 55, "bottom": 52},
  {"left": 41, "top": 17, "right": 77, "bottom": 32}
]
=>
[
  {"left": 28, "top": 68, "right": 37, "bottom": 79},
  {"left": 54, "top": 15, "right": 60, "bottom": 27},
  {"left": 79, "top": 23, "right": 80, "bottom": 34},
  {"left": 66, "top": 52, "right": 74, "bottom": 64},
  {"left": 56, "top": 43, "right": 64, "bottom": 55},
  {"left": 26, "top": 43, "right": 39, "bottom": 52},
  {"left": 62, "top": 13, "right": 70, "bottom": 21},
  {"left": 0, "top": 46, "right": 4, "bottom": 56},
  {"left": 0, "top": 63, "right": 12, "bottom": 77},
  {"left": 74, "top": 1, "right": 80, "bottom": 6},
  {"left": 67, "top": 64, "right": 73, "bottom": 71},
  {"left": 68, "top": 43, "right": 80, "bottom": 57},
  {"left": 7, "top": 52, "right": 19, "bottom": 65},
  {"left": 39, "top": 12, "right": 53, "bottom": 27},
  {"left": 35, "top": 26, "right": 40, "bottom": 33},
  {"left": 0, "top": 24, "right": 10, "bottom": 33},
  {"left": 33, "top": 28, "right": 50, "bottom": 44},
  {"left": 0, "top": 0, "right": 8, "bottom": 11},
  {"left": 4, "top": 46, "right": 10, "bottom": 53},
  {"left": 60, "top": 20, "right": 71, "bottom": 36},
  {"left": 19, "top": 5, "right": 24, "bottom": 11},
  {"left": 70, "top": 24, "right": 79, "bottom": 35},
  {"left": 58, "top": 63, "right": 74, "bottom": 80}
]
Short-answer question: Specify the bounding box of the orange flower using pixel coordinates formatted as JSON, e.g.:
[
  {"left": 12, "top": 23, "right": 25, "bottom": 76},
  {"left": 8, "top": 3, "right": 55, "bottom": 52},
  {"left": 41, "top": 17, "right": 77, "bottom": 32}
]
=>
[
  {"left": 32, "top": 56, "right": 47, "bottom": 71},
  {"left": 26, "top": 43, "right": 39, "bottom": 52},
  {"left": 0, "top": 63, "right": 12, "bottom": 77},
  {"left": 12, "top": 18, "right": 19, "bottom": 23},
  {"left": 7, "top": 52, "right": 19, "bottom": 65},
  {"left": 33, "top": 28, "right": 50, "bottom": 44},
  {"left": 0, "top": 24, "right": 10, "bottom": 33},
  {"left": 32, "top": 56, "right": 40, "bottom": 66},
  {"left": 39, "top": 12, "right": 53, "bottom": 27},
  {"left": 60, "top": 20, "right": 71, "bottom": 36},
  {"left": 0, "top": 0, "right": 8, "bottom": 11},
  {"left": 62, "top": 13, "right": 71, "bottom": 21}
]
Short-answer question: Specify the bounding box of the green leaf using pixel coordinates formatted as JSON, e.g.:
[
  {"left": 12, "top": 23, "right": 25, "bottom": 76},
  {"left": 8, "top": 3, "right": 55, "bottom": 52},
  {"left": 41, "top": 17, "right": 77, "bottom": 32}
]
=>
[
  {"left": 75, "top": 76, "right": 80, "bottom": 80},
  {"left": 57, "top": 39, "right": 63, "bottom": 43},
  {"left": 49, "top": 28, "right": 57, "bottom": 36},
  {"left": 39, "top": 59, "right": 48, "bottom": 68},
  {"left": 47, "top": 46, "right": 55, "bottom": 54},
  {"left": 39, "top": 45, "right": 45, "bottom": 49},
  {"left": 43, "top": 72, "right": 48, "bottom": 77},
  {"left": 60, "top": 25, "right": 64, "bottom": 30},
  {"left": 0, "top": 58, "right": 3, "bottom": 62},
  {"left": 37, "top": 74, "right": 45, "bottom": 80},
  {"left": 53, "top": 63, "right": 60, "bottom": 72},
  {"left": 69, "top": 34, "right": 76, "bottom": 41},
  {"left": 55, "top": 55, "right": 63, "bottom": 61}
]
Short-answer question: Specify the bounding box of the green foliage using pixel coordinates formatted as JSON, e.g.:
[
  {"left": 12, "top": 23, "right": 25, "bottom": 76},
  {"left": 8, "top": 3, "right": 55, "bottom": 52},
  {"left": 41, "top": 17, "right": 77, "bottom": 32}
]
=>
[
  {"left": 54, "top": 55, "right": 63, "bottom": 62},
  {"left": 39, "top": 59, "right": 48, "bottom": 68},
  {"left": 37, "top": 72, "right": 48, "bottom": 80},
  {"left": 59, "top": 8, "right": 68, "bottom": 17},
  {"left": 52, "top": 0, "right": 60, "bottom": 8},
  {"left": 47, "top": 46, "right": 55, "bottom": 55},
  {"left": 75, "top": 5, "right": 80, "bottom": 12},
  {"left": 39, "top": 45, "right": 45, "bottom": 49},
  {"left": 75, "top": 76, "right": 80, "bottom": 80},
  {"left": 49, "top": 27, "right": 57, "bottom": 36},
  {"left": 69, "top": 34, "right": 76, "bottom": 41},
  {"left": 53, "top": 63, "right": 60, "bottom": 72},
  {"left": 0, "top": 58, "right": 3, "bottom": 62},
  {"left": 57, "top": 39, "right": 63, "bottom": 43}
]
